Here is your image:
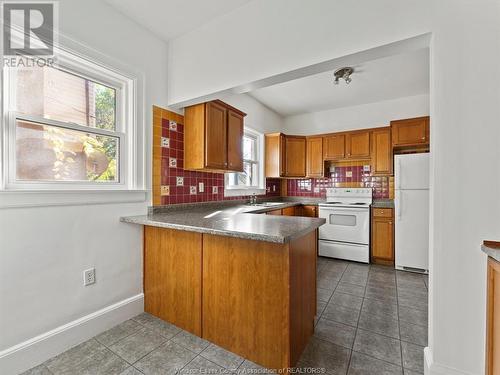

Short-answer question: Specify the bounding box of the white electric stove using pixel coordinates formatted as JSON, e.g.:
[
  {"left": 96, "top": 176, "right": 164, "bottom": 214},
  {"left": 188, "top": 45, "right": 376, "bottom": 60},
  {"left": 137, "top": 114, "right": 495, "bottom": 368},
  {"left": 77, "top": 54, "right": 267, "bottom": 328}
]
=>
[{"left": 318, "top": 188, "right": 373, "bottom": 263}]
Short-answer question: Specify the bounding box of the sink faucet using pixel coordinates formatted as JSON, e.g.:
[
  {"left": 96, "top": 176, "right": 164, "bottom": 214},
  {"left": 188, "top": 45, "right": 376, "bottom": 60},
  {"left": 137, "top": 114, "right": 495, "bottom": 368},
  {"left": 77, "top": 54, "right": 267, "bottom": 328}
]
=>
[{"left": 249, "top": 193, "right": 257, "bottom": 205}]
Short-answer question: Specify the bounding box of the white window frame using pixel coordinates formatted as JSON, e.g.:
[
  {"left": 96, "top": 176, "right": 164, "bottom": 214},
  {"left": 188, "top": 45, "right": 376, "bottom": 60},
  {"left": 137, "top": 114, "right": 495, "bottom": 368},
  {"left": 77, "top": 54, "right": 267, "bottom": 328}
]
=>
[
  {"left": 224, "top": 127, "right": 266, "bottom": 197},
  {"left": 1, "top": 45, "right": 137, "bottom": 191}
]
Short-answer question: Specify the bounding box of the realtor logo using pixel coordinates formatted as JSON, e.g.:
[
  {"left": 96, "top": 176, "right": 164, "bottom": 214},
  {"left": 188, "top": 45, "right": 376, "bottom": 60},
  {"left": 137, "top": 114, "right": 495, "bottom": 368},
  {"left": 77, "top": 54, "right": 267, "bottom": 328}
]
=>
[{"left": 2, "top": 1, "right": 57, "bottom": 56}]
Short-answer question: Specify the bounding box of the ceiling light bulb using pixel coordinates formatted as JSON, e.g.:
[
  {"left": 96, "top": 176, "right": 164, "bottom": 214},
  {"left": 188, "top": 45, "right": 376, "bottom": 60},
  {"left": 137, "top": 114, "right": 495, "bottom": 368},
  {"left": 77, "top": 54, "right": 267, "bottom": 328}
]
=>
[{"left": 345, "top": 76, "right": 352, "bottom": 84}]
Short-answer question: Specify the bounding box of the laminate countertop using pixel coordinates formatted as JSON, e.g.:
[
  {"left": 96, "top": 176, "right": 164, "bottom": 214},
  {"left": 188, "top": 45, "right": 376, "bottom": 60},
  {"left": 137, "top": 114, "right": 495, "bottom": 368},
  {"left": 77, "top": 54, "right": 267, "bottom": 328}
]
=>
[
  {"left": 482, "top": 241, "right": 500, "bottom": 263},
  {"left": 121, "top": 201, "right": 325, "bottom": 244},
  {"left": 372, "top": 199, "right": 395, "bottom": 209}
]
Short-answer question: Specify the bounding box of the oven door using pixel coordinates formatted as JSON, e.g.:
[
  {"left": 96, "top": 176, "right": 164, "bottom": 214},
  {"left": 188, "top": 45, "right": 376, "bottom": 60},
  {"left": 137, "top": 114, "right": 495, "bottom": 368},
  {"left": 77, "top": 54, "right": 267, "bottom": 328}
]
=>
[{"left": 318, "top": 206, "right": 370, "bottom": 245}]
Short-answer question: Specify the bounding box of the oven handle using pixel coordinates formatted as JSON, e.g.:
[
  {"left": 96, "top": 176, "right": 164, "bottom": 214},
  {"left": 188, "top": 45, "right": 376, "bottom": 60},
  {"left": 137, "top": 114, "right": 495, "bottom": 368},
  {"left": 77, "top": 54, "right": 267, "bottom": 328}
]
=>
[{"left": 319, "top": 207, "right": 369, "bottom": 214}]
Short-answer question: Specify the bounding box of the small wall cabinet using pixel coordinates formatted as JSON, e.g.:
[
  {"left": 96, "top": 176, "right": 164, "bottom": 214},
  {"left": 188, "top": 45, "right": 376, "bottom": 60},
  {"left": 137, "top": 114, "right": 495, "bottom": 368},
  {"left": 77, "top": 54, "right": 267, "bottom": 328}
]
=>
[
  {"left": 346, "top": 131, "right": 371, "bottom": 159},
  {"left": 391, "top": 116, "right": 430, "bottom": 149},
  {"left": 265, "top": 133, "right": 306, "bottom": 178},
  {"left": 184, "top": 100, "right": 246, "bottom": 172},
  {"left": 306, "top": 137, "right": 324, "bottom": 177},
  {"left": 323, "top": 134, "right": 345, "bottom": 160},
  {"left": 371, "top": 127, "right": 393, "bottom": 175},
  {"left": 371, "top": 208, "right": 394, "bottom": 265}
]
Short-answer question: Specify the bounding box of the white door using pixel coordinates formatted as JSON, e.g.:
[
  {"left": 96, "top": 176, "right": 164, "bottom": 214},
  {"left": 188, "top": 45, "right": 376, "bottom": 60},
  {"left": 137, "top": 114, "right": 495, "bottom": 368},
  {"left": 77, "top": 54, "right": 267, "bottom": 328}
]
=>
[
  {"left": 319, "top": 206, "right": 370, "bottom": 245},
  {"left": 395, "top": 189, "right": 429, "bottom": 272},
  {"left": 395, "top": 153, "right": 430, "bottom": 190}
]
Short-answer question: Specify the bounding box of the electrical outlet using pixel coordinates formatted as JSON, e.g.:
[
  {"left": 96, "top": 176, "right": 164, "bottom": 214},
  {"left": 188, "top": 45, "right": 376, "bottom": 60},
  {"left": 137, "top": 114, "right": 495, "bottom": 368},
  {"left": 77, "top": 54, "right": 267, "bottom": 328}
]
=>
[
  {"left": 198, "top": 182, "right": 204, "bottom": 192},
  {"left": 161, "top": 137, "right": 170, "bottom": 148},
  {"left": 314, "top": 187, "right": 320, "bottom": 193},
  {"left": 273, "top": 185, "right": 276, "bottom": 192},
  {"left": 363, "top": 165, "right": 371, "bottom": 172},
  {"left": 83, "top": 268, "right": 96, "bottom": 286},
  {"left": 345, "top": 171, "right": 353, "bottom": 178},
  {"left": 169, "top": 157, "right": 177, "bottom": 168},
  {"left": 212, "top": 186, "right": 218, "bottom": 194},
  {"left": 176, "top": 177, "right": 184, "bottom": 186},
  {"left": 169, "top": 121, "right": 177, "bottom": 131},
  {"left": 190, "top": 186, "right": 197, "bottom": 195},
  {"left": 161, "top": 185, "right": 170, "bottom": 196}
]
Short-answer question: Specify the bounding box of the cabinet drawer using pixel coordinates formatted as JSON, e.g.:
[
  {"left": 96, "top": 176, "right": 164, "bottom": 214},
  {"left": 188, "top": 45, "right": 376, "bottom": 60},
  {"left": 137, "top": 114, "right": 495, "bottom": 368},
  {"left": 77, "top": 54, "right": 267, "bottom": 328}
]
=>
[{"left": 372, "top": 208, "right": 393, "bottom": 218}]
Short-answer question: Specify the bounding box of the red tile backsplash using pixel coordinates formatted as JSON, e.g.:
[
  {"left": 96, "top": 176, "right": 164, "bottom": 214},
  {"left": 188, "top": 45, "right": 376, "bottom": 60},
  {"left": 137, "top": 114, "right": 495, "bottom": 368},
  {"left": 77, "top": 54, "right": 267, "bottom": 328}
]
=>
[
  {"left": 287, "top": 165, "right": 390, "bottom": 199},
  {"left": 160, "top": 118, "right": 281, "bottom": 205}
]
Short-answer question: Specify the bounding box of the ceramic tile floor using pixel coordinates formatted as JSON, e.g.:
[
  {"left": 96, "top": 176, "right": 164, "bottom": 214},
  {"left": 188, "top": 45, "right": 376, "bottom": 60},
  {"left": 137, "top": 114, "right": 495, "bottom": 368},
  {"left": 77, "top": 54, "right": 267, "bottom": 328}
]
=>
[{"left": 22, "top": 258, "right": 428, "bottom": 375}]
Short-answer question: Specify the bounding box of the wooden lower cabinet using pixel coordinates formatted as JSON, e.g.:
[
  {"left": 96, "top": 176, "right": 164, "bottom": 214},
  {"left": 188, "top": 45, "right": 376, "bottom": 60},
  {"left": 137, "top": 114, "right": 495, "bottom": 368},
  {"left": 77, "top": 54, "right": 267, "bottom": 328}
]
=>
[
  {"left": 144, "top": 226, "right": 317, "bottom": 370},
  {"left": 299, "top": 205, "right": 318, "bottom": 218},
  {"left": 282, "top": 206, "right": 296, "bottom": 216},
  {"left": 487, "top": 257, "right": 500, "bottom": 375},
  {"left": 144, "top": 226, "right": 202, "bottom": 336},
  {"left": 371, "top": 208, "right": 394, "bottom": 265},
  {"left": 266, "top": 209, "right": 282, "bottom": 216}
]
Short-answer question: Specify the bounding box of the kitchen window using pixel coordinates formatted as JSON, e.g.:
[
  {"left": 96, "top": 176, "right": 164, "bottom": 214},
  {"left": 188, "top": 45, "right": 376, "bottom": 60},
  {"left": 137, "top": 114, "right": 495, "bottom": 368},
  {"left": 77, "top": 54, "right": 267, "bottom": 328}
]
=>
[
  {"left": 1, "top": 47, "right": 137, "bottom": 191},
  {"left": 225, "top": 127, "right": 265, "bottom": 196}
]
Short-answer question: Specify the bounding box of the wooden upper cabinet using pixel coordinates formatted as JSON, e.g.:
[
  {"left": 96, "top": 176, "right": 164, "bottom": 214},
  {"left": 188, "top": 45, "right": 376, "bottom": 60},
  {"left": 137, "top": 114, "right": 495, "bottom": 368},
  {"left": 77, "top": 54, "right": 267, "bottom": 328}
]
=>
[
  {"left": 205, "top": 101, "right": 228, "bottom": 169},
  {"left": 391, "top": 116, "right": 430, "bottom": 148},
  {"left": 184, "top": 100, "right": 246, "bottom": 172},
  {"left": 227, "top": 110, "right": 244, "bottom": 171},
  {"left": 323, "top": 134, "right": 345, "bottom": 160},
  {"left": 371, "top": 127, "right": 393, "bottom": 175},
  {"left": 285, "top": 136, "right": 306, "bottom": 177},
  {"left": 346, "top": 131, "right": 370, "bottom": 159},
  {"left": 265, "top": 134, "right": 306, "bottom": 178},
  {"left": 306, "top": 137, "right": 323, "bottom": 177}
]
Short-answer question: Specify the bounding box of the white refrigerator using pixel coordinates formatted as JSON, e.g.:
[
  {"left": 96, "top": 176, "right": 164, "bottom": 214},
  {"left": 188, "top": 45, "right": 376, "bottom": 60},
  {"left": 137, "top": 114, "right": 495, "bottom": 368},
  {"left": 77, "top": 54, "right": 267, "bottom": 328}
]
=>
[{"left": 394, "top": 153, "right": 430, "bottom": 273}]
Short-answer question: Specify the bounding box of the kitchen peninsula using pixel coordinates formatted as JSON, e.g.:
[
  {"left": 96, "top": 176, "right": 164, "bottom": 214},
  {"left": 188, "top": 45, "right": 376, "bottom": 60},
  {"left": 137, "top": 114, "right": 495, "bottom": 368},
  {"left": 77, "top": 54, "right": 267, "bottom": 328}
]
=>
[{"left": 121, "top": 202, "right": 325, "bottom": 369}]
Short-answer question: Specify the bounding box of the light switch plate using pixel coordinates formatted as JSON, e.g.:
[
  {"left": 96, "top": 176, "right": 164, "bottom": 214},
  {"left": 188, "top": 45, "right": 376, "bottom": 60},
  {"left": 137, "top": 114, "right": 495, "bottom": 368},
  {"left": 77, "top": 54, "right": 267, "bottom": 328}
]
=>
[
  {"left": 160, "top": 185, "right": 170, "bottom": 196},
  {"left": 161, "top": 137, "right": 170, "bottom": 148},
  {"left": 176, "top": 177, "right": 184, "bottom": 186},
  {"left": 169, "top": 121, "right": 177, "bottom": 131},
  {"left": 169, "top": 157, "right": 177, "bottom": 168},
  {"left": 212, "top": 186, "right": 218, "bottom": 194},
  {"left": 198, "top": 182, "right": 204, "bottom": 192},
  {"left": 346, "top": 171, "right": 353, "bottom": 178},
  {"left": 190, "top": 186, "right": 197, "bottom": 195}
]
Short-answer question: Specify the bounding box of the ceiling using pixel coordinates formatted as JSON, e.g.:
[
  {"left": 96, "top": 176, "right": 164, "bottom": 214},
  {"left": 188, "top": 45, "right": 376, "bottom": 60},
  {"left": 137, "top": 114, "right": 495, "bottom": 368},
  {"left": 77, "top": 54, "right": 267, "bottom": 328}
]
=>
[
  {"left": 248, "top": 48, "right": 430, "bottom": 117},
  {"left": 104, "top": 0, "right": 252, "bottom": 41}
]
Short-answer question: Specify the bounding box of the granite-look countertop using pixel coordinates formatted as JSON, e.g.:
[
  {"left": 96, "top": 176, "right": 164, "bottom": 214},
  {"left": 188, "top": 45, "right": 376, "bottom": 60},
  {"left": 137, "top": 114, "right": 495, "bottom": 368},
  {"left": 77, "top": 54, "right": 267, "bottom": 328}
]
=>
[
  {"left": 482, "top": 241, "right": 500, "bottom": 263},
  {"left": 372, "top": 199, "right": 395, "bottom": 209},
  {"left": 121, "top": 202, "right": 325, "bottom": 244}
]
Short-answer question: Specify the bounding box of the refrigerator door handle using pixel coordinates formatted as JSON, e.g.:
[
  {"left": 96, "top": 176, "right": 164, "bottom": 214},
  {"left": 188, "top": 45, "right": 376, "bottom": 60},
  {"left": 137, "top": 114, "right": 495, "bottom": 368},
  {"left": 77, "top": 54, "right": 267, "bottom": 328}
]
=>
[
  {"left": 397, "top": 191, "right": 402, "bottom": 219},
  {"left": 396, "top": 158, "right": 401, "bottom": 189}
]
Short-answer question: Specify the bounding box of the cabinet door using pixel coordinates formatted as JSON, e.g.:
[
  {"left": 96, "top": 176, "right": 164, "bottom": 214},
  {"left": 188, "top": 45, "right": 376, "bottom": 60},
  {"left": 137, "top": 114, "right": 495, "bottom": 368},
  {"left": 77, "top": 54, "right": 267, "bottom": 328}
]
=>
[
  {"left": 391, "top": 117, "right": 429, "bottom": 147},
  {"left": 372, "top": 128, "right": 393, "bottom": 175},
  {"left": 266, "top": 209, "right": 282, "bottom": 216},
  {"left": 306, "top": 137, "right": 323, "bottom": 177},
  {"left": 205, "top": 101, "right": 228, "bottom": 169},
  {"left": 372, "top": 217, "right": 394, "bottom": 262},
  {"left": 284, "top": 136, "right": 306, "bottom": 177},
  {"left": 282, "top": 206, "right": 296, "bottom": 216},
  {"left": 300, "top": 205, "right": 317, "bottom": 218},
  {"left": 323, "top": 134, "right": 345, "bottom": 160},
  {"left": 227, "top": 110, "right": 244, "bottom": 172},
  {"left": 346, "top": 131, "right": 371, "bottom": 159}
]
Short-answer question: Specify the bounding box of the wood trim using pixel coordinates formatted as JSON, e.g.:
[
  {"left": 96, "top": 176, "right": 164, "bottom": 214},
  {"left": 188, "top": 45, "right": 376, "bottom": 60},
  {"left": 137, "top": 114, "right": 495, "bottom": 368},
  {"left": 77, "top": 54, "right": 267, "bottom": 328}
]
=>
[{"left": 486, "top": 257, "right": 500, "bottom": 375}]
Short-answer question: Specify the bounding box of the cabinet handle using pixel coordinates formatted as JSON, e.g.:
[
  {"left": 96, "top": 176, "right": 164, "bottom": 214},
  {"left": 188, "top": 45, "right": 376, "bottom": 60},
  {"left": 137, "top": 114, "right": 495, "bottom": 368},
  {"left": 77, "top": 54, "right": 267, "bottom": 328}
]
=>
[{"left": 421, "top": 136, "right": 425, "bottom": 140}]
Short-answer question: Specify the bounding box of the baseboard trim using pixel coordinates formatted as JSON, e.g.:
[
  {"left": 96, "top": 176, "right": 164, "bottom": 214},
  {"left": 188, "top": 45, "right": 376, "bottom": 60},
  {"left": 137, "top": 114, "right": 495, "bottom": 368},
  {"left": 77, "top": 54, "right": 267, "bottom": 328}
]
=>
[
  {"left": 0, "top": 293, "right": 144, "bottom": 375},
  {"left": 424, "top": 347, "right": 478, "bottom": 375}
]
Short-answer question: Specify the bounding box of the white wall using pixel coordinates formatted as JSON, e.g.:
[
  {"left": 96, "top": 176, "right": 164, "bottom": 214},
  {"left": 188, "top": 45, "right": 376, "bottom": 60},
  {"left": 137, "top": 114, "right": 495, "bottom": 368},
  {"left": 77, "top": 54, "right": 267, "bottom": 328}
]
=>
[
  {"left": 0, "top": 0, "right": 169, "bottom": 373},
  {"left": 221, "top": 93, "right": 284, "bottom": 133},
  {"left": 167, "top": 0, "right": 432, "bottom": 105},
  {"left": 427, "top": 1, "right": 500, "bottom": 373},
  {"left": 282, "top": 94, "right": 429, "bottom": 135}
]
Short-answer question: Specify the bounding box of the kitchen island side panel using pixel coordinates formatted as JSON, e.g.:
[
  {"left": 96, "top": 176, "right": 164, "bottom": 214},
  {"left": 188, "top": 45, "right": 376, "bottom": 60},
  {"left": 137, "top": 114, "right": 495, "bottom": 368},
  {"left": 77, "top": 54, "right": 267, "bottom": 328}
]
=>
[{"left": 144, "top": 226, "right": 202, "bottom": 336}]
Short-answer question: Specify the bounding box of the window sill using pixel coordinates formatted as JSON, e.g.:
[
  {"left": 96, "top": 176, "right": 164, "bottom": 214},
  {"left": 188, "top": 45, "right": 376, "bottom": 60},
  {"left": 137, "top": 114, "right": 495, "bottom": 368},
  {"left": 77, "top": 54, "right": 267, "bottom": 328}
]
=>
[
  {"left": 0, "top": 189, "right": 148, "bottom": 209},
  {"left": 224, "top": 187, "right": 266, "bottom": 197}
]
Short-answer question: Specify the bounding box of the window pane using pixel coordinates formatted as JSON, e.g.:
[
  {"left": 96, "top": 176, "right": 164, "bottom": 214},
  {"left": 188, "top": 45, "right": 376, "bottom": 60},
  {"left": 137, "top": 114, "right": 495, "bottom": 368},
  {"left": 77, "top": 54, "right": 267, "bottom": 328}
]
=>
[
  {"left": 15, "top": 67, "right": 116, "bottom": 130},
  {"left": 243, "top": 136, "right": 255, "bottom": 160},
  {"left": 16, "top": 119, "right": 119, "bottom": 182}
]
